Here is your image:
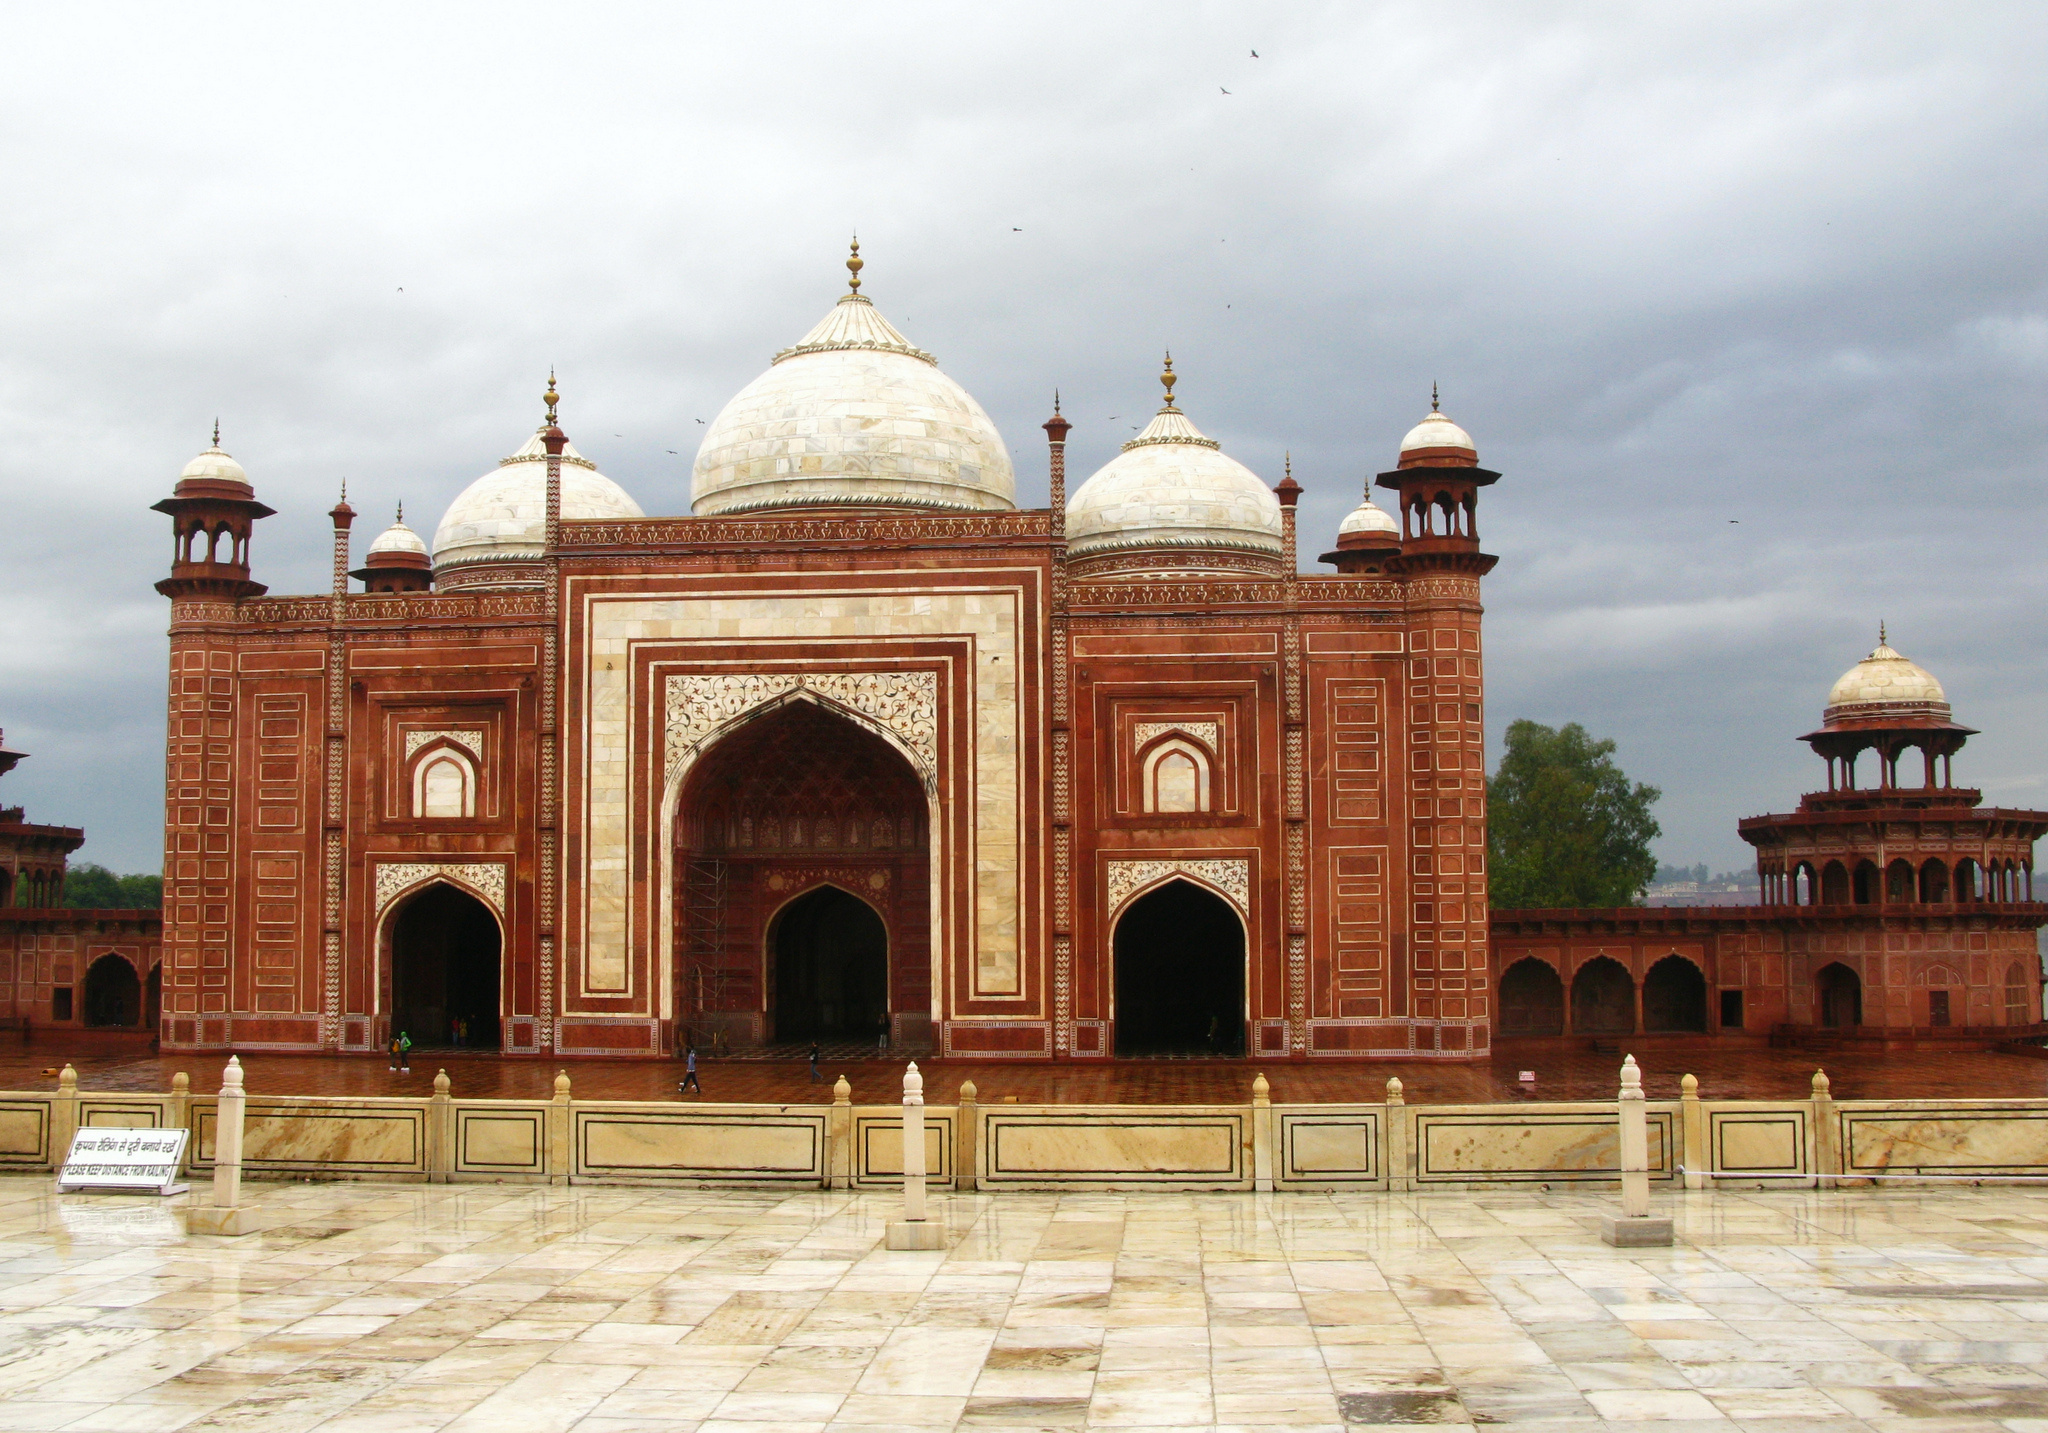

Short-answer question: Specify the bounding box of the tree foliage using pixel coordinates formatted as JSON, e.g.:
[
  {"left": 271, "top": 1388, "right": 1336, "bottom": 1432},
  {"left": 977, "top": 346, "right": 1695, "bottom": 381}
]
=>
[
  {"left": 61, "top": 863, "right": 163, "bottom": 909},
  {"left": 1487, "top": 720, "right": 1662, "bottom": 910}
]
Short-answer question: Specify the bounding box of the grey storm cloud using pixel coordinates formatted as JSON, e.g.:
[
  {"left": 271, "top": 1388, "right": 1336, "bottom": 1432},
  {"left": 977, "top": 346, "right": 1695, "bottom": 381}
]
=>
[{"left": 1, "top": 2, "right": 2043, "bottom": 874}]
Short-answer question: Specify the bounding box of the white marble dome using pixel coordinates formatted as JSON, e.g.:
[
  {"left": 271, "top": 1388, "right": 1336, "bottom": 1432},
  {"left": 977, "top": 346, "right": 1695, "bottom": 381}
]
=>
[
  {"left": 1337, "top": 492, "right": 1399, "bottom": 539},
  {"left": 1399, "top": 408, "right": 1477, "bottom": 462},
  {"left": 1067, "top": 399, "right": 1283, "bottom": 564},
  {"left": 432, "top": 429, "right": 645, "bottom": 572},
  {"left": 179, "top": 442, "right": 250, "bottom": 489},
  {"left": 367, "top": 511, "right": 428, "bottom": 558},
  {"left": 1824, "top": 634, "right": 1950, "bottom": 722},
  {"left": 691, "top": 271, "right": 1015, "bottom": 516}
]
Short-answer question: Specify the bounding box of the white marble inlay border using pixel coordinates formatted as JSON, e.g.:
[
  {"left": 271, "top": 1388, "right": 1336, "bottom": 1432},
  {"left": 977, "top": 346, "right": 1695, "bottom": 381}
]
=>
[
  {"left": 1106, "top": 858, "right": 1250, "bottom": 916},
  {"left": 1134, "top": 721, "right": 1219, "bottom": 750},
  {"left": 664, "top": 672, "right": 938, "bottom": 793},
  {"left": 403, "top": 729, "right": 485, "bottom": 762},
  {"left": 375, "top": 862, "right": 507, "bottom": 917}
]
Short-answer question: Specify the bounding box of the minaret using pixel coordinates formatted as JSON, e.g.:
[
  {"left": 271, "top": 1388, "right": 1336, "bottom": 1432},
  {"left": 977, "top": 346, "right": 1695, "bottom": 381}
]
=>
[
  {"left": 1044, "top": 393, "right": 1073, "bottom": 1056},
  {"left": 1376, "top": 386, "right": 1499, "bottom": 576},
  {"left": 152, "top": 423, "right": 275, "bottom": 600}
]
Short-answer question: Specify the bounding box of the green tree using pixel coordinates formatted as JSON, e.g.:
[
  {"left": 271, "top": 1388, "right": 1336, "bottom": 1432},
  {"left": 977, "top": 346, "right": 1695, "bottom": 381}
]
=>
[
  {"left": 61, "top": 863, "right": 163, "bottom": 909},
  {"left": 1487, "top": 720, "right": 1662, "bottom": 910}
]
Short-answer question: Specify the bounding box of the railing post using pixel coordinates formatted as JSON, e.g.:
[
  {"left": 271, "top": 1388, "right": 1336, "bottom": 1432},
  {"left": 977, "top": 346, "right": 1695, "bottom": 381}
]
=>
[
  {"left": 1383, "top": 1077, "right": 1409, "bottom": 1192},
  {"left": 169, "top": 1071, "right": 191, "bottom": 1177},
  {"left": 1601, "top": 1054, "right": 1672, "bottom": 1246},
  {"left": 547, "top": 1071, "right": 572, "bottom": 1186},
  {"left": 1680, "top": 1073, "right": 1705, "bottom": 1190},
  {"left": 955, "top": 1080, "right": 978, "bottom": 1191},
  {"left": 885, "top": 1061, "right": 942, "bottom": 1250},
  {"left": 428, "top": 1069, "right": 453, "bottom": 1183},
  {"left": 829, "top": 1076, "right": 852, "bottom": 1191},
  {"left": 50, "top": 1064, "right": 78, "bottom": 1170},
  {"left": 189, "top": 1056, "right": 253, "bottom": 1235},
  {"left": 1251, "top": 1073, "right": 1274, "bottom": 1192},
  {"left": 1811, "top": 1068, "right": 1839, "bottom": 1189}
]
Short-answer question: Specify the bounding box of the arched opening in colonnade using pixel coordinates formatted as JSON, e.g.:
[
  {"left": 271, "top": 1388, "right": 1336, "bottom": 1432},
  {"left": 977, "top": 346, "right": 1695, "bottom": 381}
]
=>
[
  {"left": 1817, "top": 962, "right": 1862, "bottom": 1029},
  {"left": 82, "top": 954, "right": 141, "bottom": 1028},
  {"left": 388, "top": 883, "right": 502, "bottom": 1049},
  {"left": 1570, "top": 957, "right": 1634, "bottom": 1036},
  {"left": 1498, "top": 958, "right": 1564, "bottom": 1035},
  {"left": 1112, "top": 879, "right": 1245, "bottom": 1056}
]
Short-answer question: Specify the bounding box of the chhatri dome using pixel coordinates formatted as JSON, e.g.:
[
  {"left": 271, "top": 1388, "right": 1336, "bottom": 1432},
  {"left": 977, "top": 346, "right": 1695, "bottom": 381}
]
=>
[
  {"left": 1822, "top": 626, "right": 1953, "bottom": 728},
  {"left": 691, "top": 241, "right": 1016, "bottom": 516},
  {"left": 366, "top": 505, "right": 428, "bottom": 561},
  {"left": 1397, "top": 388, "right": 1478, "bottom": 467},
  {"left": 1336, "top": 491, "right": 1399, "bottom": 541},
  {"left": 432, "top": 375, "right": 645, "bottom": 582},
  {"left": 1065, "top": 355, "right": 1284, "bottom": 574}
]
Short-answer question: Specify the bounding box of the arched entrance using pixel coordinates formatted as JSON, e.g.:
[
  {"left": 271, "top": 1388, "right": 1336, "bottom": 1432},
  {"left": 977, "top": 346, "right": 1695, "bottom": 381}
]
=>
[
  {"left": 144, "top": 964, "right": 161, "bottom": 1032},
  {"left": 389, "top": 883, "right": 501, "bottom": 1048},
  {"left": 1498, "top": 958, "right": 1564, "bottom": 1035},
  {"left": 769, "top": 885, "right": 888, "bottom": 1041},
  {"left": 82, "top": 955, "right": 141, "bottom": 1028},
  {"left": 1817, "top": 962, "right": 1861, "bottom": 1028},
  {"left": 1112, "top": 879, "right": 1245, "bottom": 1056},
  {"left": 675, "top": 699, "right": 929, "bottom": 1050},
  {"left": 1643, "top": 955, "right": 1707, "bottom": 1032},
  {"left": 1571, "top": 957, "right": 1635, "bottom": 1035}
]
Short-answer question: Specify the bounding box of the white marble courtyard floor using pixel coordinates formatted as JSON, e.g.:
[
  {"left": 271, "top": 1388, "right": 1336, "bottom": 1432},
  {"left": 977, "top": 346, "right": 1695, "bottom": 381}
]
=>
[{"left": 2, "top": 1181, "right": 2047, "bottom": 1431}]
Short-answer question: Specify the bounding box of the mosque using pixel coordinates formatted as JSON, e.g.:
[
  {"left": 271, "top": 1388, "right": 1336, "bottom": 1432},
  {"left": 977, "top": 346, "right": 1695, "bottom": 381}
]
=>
[
  {"left": 145, "top": 246, "right": 1492, "bottom": 1060},
  {"left": 132, "top": 247, "right": 2041, "bottom": 1060}
]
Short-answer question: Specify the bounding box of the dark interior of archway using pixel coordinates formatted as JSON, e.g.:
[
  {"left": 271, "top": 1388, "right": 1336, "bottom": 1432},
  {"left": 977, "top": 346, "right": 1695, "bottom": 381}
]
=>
[
  {"left": 144, "top": 965, "right": 161, "bottom": 1031},
  {"left": 1114, "top": 880, "right": 1245, "bottom": 1056},
  {"left": 391, "top": 884, "right": 501, "bottom": 1047},
  {"left": 1643, "top": 956, "right": 1707, "bottom": 1032},
  {"left": 770, "top": 885, "right": 888, "bottom": 1040},
  {"left": 1498, "top": 958, "right": 1564, "bottom": 1035},
  {"left": 1571, "top": 957, "right": 1635, "bottom": 1035},
  {"left": 83, "top": 955, "right": 141, "bottom": 1028},
  {"left": 1818, "top": 962, "right": 1862, "bottom": 1028},
  {"left": 678, "top": 700, "right": 929, "bottom": 1033}
]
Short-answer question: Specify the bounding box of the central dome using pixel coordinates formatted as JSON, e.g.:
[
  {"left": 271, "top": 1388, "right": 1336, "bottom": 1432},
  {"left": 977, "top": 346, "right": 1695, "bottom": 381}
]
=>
[
  {"left": 691, "top": 246, "right": 1015, "bottom": 517},
  {"left": 1824, "top": 629, "right": 1951, "bottom": 726}
]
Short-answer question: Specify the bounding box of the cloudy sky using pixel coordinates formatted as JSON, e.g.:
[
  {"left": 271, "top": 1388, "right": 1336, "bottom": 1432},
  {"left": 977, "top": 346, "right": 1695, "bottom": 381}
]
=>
[{"left": 2, "top": 3, "right": 2043, "bottom": 876}]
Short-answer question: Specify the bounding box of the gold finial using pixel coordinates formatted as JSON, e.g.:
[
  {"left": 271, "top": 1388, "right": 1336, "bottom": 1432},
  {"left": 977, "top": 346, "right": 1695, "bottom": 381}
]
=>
[
  {"left": 1160, "top": 350, "right": 1178, "bottom": 409},
  {"left": 212, "top": 418, "right": 221, "bottom": 447},
  {"left": 1284, "top": 451, "right": 1293, "bottom": 481},
  {"left": 395, "top": 501, "right": 403, "bottom": 524},
  {"left": 1431, "top": 382, "right": 1440, "bottom": 413},
  {"left": 1053, "top": 388, "right": 1061, "bottom": 414},
  {"left": 339, "top": 478, "right": 346, "bottom": 502},
  {"left": 1879, "top": 619, "right": 1887, "bottom": 646},
  {"left": 846, "top": 235, "right": 863, "bottom": 294},
  {"left": 543, "top": 368, "right": 559, "bottom": 424}
]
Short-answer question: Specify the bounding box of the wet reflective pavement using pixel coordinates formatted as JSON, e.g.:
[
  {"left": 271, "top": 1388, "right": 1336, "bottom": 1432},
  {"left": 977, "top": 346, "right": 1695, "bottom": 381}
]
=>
[{"left": 4, "top": 1178, "right": 2048, "bottom": 1429}]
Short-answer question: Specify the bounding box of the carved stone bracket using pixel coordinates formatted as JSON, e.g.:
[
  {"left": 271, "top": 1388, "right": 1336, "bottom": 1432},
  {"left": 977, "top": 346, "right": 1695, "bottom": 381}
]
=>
[
  {"left": 374, "top": 861, "right": 508, "bottom": 917},
  {"left": 664, "top": 671, "right": 939, "bottom": 793},
  {"left": 1105, "top": 857, "right": 1250, "bottom": 917}
]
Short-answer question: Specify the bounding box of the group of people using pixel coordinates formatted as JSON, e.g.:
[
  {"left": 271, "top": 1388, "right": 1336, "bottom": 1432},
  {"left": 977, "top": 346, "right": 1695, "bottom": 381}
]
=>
[{"left": 674, "top": 1019, "right": 895, "bottom": 1096}]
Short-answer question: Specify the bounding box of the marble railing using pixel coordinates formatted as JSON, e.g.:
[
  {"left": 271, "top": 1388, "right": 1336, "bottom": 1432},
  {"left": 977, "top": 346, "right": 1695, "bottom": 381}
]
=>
[{"left": 7, "top": 1071, "right": 2047, "bottom": 1192}]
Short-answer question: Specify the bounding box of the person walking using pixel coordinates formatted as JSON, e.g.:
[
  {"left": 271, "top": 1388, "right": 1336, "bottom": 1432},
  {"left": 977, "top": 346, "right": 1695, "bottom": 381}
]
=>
[
  {"left": 876, "top": 1015, "right": 890, "bottom": 1055},
  {"left": 679, "top": 1045, "right": 701, "bottom": 1095},
  {"left": 389, "top": 1032, "right": 402, "bottom": 1071},
  {"left": 397, "top": 1030, "right": 412, "bottom": 1072},
  {"left": 808, "top": 1041, "right": 821, "bottom": 1083}
]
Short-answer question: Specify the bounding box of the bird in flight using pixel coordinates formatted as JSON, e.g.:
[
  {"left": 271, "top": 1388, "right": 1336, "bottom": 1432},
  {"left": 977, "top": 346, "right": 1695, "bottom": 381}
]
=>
[
  {"left": 1251, "top": 49, "right": 1259, "bottom": 58},
  {"left": 695, "top": 418, "right": 705, "bottom": 423},
  {"left": 667, "top": 449, "right": 678, "bottom": 454},
  {"left": 1220, "top": 86, "right": 1232, "bottom": 94},
  {"left": 1012, "top": 227, "right": 1022, "bottom": 232}
]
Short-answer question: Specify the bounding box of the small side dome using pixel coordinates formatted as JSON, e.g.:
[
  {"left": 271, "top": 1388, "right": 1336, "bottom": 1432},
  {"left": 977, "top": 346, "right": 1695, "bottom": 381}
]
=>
[
  {"left": 1337, "top": 492, "right": 1399, "bottom": 541},
  {"left": 366, "top": 509, "right": 429, "bottom": 560},
  {"left": 432, "top": 427, "right": 644, "bottom": 587},
  {"left": 1824, "top": 628, "right": 1951, "bottom": 726},
  {"left": 175, "top": 423, "right": 254, "bottom": 498},
  {"left": 1065, "top": 357, "right": 1283, "bottom": 578},
  {"left": 1397, "top": 390, "right": 1478, "bottom": 469}
]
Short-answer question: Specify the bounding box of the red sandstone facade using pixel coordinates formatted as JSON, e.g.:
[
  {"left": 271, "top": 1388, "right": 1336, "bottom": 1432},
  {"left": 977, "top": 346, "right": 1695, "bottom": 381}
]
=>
[{"left": 147, "top": 284, "right": 1510, "bottom": 1061}]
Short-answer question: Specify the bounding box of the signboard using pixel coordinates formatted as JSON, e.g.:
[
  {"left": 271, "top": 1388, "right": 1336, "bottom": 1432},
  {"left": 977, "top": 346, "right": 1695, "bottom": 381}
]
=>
[{"left": 58, "top": 1128, "right": 190, "bottom": 1195}]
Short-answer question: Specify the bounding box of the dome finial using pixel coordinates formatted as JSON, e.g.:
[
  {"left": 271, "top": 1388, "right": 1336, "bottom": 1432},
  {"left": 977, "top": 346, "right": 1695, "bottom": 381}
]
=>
[
  {"left": 1053, "top": 388, "right": 1061, "bottom": 415},
  {"left": 212, "top": 417, "right": 221, "bottom": 448},
  {"left": 1430, "top": 382, "right": 1440, "bottom": 413},
  {"left": 543, "top": 368, "right": 559, "bottom": 425},
  {"left": 1879, "top": 619, "right": 1887, "bottom": 647},
  {"left": 339, "top": 478, "right": 346, "bottom": 502},
  {"left": 1160, "top": 351, "right": 1178, "bottom": 411},
  {"left": 395, "top": 500, "right": 403, "bottom": 524},
  {"left": 846, "top": 235, "right": 863, "bottom": 294}
]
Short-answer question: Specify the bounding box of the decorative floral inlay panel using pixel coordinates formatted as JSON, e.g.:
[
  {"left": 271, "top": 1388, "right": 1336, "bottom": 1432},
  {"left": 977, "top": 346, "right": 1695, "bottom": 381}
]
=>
[
  {"left": 374, "top": 862, "right": 507, "bottom": 916},
  {"left": 1105, "top": 858, "right": 1249, "bottom": 916},
  {"left": 1134, "top": 721, "right": 1219, "bottom": 751},
  {"left": 665, "top": 672, "right": 938, "bottom": 791},
  {"left": 404, "top": 729, "right": 485, "bottom": 762}
]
